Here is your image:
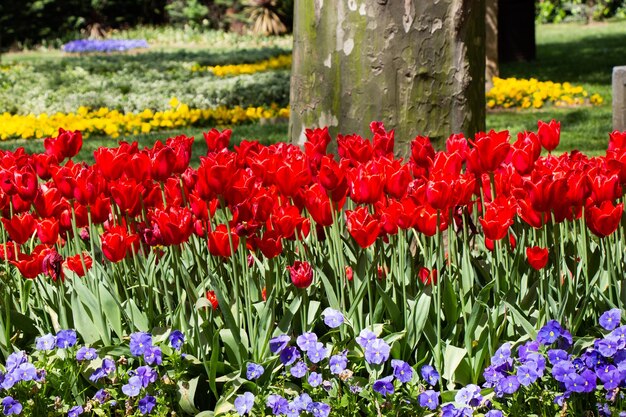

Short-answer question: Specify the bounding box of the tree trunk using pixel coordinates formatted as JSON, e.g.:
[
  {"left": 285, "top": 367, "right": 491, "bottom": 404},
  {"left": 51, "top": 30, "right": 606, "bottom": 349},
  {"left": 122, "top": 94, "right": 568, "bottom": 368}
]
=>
[
  {"left": 289, "top": 0, "right": 485, "bottom": 156},
  {"left": 486, "top": 0, "right": 499, "bottom": 90}
]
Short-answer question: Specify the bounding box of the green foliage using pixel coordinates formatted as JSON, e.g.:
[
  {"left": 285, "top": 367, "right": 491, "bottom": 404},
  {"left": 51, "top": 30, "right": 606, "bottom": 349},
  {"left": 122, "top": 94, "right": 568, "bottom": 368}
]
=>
[
  {"left": 166, "top": 0, "right": 211, "bottom": 27},
  {"left": 535, "top": 0, "right": 626, "bottom": 23},
  {"left": 0, "top": 0, "right": 167, "bottom": 51},
  {"left": 0, "top": 48, "right": 290, "bottom": 114}
]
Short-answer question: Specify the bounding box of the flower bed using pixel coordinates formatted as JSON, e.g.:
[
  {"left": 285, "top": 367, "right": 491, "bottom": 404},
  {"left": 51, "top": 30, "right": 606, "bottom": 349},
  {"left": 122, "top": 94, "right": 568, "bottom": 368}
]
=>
[
  {"left": 487, "top": 77, "right": 603, "bottom": 109},
  {"left": 191, "top": 54, "right": 292, "bottom": 76},
  {"left": 63, "top": 39, "right": 149, "bottom": 53},
  {"left": 0, "top": 122, "right": 626, "bottom": 415},
  {"left": 0, "top": 101, "right": 289, "bottom": 140}
]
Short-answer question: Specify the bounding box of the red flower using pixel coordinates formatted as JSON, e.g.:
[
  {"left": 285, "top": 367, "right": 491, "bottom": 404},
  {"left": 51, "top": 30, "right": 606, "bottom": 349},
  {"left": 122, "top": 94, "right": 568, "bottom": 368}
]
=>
[
  {"left": 149, "top": 143, "right": 177, "bottom": 182},
  {"left": 318, "top": 156, "right": 348, "bottom": 201},
  {"left": 426, "top": 179, "right": 455, "bottom": 211},
  {"left": 206, "top": 290, "right": 219, "bottom": 310},
  {"left": 255, "top": 230, "right": 283, "bottom": 259},
  {"left": 608, "top": 130, "right": 626, "bottom": 152},
  {"left": 13, "top": 167, "right": 38, "bottom": 202},
  {"left": 586, "top": 201, "right": 623, "bottom": 238},
  {"left": 303, "top": 183, "right": 334, "bottom": 226},
  {"left": 467, "top": 130, "right": 511, "bottom": 174},
  {"left": 337, "top": 134, "right": 373, "bottom": 165},
  {"left": 410, "top": 135, "right": 435, "bottom": 171},
  {"left": 345, "top": 206, "right": 380, "bottom": 248},
  {"left": 537, "top": 120, "right": 560, "bottom": 152},
  {"left": 2, "top": 213, "right": 36, "bottom": 245},
  {"left": 149, "top": 206, "right": 193, "bottom": 246},
  {"left": 304, "top": 127, "right": 331, "bottom": 165},
  {"left": 413, "top": 204, "right": 448, "bottom": 237},
  {"left": 479, "top": 197, "right": 516, "bottom": 241},
  {"left": 101, "top": 226, "right": 139, "bottom": 263},
  {"left": 36, "top": 218, "right": 59, "bottom": 245},
  {"left": 64, "top": 253, "right": 93, "bottom": 277},
  {"left": 10, "top": 245, "right": 49, "bottom": 279},
  {"left": 44, "top": 128, "right": 82, "bottom": 161},
  {"left": 510, "top": 132, "right": 541, "bottom": 175},
  {"left": 345, "top": 266, "right": 354, "bottom": 281},
  {"left": 208, "top": 224, "right": 239, "bottom": 257},
  {"left": 204, "top": 128, "right": 231, "bottom": 152},
  {"left": 526, "top": 246, "right": 549, "bottom": 270},
  {"left": 370, "top": 121, "right": 394, "bottom": 157},
  {"left": 166, "top": 135, "right": 194, "bottom": 174},
  {"left": 347, "top": 161, "right": 384, "bottom": 204},
  {"left": 419, "top": 267, "right": 438, "bottom": 285},
  {"left": 287, "top": 261, "right": 313, "bottom": 289},
  {"left": 0, "top": 242, "right": 20, "bottom": 261}
]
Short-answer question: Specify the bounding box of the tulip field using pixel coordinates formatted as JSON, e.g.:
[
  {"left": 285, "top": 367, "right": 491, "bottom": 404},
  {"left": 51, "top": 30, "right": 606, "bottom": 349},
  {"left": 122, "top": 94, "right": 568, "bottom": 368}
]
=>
[{"left": 1, "top": 117, "right": 626, "bottom": 416}]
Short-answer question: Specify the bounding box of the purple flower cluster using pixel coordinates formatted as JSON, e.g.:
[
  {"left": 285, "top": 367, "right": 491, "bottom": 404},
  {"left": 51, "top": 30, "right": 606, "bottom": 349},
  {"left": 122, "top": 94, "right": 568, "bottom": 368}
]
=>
[
  {"left": 62, "top": 39, "right": 149, "bottom": 53},
  {"left": 1, "top": 328, "right": 186, "bottom": 417},
  {"left": 238, "top": 324, "right": 443, "bottom": 417},
  {"left": 484, "top": 309, "right": 626, "bottom": 416}
]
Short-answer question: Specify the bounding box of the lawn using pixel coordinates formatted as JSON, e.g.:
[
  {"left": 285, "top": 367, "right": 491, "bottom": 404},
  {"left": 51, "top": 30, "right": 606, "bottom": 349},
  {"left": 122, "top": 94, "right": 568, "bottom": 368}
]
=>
[
  {"left": 1, "top": 21, "right": 625, "bottom": 157},
  {"left": 488, "top": 20, "right": 626, "bottom": 154}
]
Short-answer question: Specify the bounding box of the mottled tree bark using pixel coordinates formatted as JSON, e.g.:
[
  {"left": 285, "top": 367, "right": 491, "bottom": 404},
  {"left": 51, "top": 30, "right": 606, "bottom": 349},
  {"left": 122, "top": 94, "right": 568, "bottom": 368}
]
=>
[
  {"left": 289, "top": 0, "right": 486, "bottom": 156},
  {"left": 486, "top": 0, "right": 499, "bottom": 90}
]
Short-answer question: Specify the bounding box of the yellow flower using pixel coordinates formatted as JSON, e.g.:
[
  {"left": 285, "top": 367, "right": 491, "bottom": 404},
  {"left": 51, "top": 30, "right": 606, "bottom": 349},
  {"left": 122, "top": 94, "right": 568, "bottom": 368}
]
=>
[{"left": 487, "top": 77, "right": 601, "bottom": 110}]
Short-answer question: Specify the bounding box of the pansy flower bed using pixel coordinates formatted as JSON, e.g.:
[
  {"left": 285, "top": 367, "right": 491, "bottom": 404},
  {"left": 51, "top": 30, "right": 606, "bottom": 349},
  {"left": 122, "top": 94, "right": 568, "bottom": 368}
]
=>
[
  {"left": 63, "top": 40, "right": 149, "bottom": 54},
  {"left": 0, "top": 121, "right": 625, "bottom": 415}
]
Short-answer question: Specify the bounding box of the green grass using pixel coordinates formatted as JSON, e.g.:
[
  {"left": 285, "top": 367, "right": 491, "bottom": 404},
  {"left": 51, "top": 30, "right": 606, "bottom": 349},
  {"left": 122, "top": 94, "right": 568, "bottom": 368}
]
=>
[
  {"left": 487, "top": 21, "right": 626, "bottom": 154},
  {"left": 0, "top": 122, "right": 289, "bottom": 165},
  {"left": 2, "top": 21, "right": 625, "bottom": 156}
]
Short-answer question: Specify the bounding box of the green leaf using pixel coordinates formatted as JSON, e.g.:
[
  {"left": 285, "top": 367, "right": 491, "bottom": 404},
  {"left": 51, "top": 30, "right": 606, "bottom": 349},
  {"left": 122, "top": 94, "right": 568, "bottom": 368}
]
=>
[
  {"left": 442, "top": 344, "right": 467, "bottom": 384},
  {"left": 504, "top": 301, "right": 537, "bottom": 339},
  {"left": 98, "top": 283, "right": 123, "bottom": 339},
  {"left": 177, "top": 376, "right": 200, "bottom": 415},
  {"left": 71, "top": 293, "right": 99, "bottom": 344}
]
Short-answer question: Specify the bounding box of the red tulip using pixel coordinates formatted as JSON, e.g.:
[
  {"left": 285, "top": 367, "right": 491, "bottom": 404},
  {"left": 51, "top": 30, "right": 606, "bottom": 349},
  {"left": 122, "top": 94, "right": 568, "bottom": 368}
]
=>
[
  {"left": 318, "top": 156, "right": 348, "bottom": 201},
  {"left": 345, "top": 206, "right": 380, "bottom": 248},
  {"left": 13, "top": 167, "right": 38, "bottom": 202},
  {"left": 537, "top": 120, "right": 560, "bottom": 152},
  {"left": 149, "top": 206, "right": 193, "bottom": 246},
  {"left": 254, "top": 230, "right": 283, "bottom": 259},
  {"left": 413, "top": 204, "right": 448, "bottom": 237},
  {"left": 384, "top": 161, "right": 411, "bottom": 199},
  {"left": 479, "top": 197, "right": 516, "bottom": 241},
  {"left": 206, "top": 290, "right": 219, "bottom": 310},
  {"left": 370, "top": 121, "right": 394, "bottom": 157},
  {"left": 275, "top": 153, "right": 312, "bottom": 197},
  {"left": 101, "top": 226, "right": 139, "bottom": 263},
  {"left": 347, "top": 161, "right": 384, "bottom": 204},
  {"left": 44, "top": 128, "right": 82, "bottom": 161},
  {"left": 419, "top": 267, "right": 438, "bottom": 285},
  {"left": 0, "top": 242, "right": 19, "bottom": 261},
  {"left": 2, "top": 213, "right": 36, "bottom": 244},
  {"left": 345, "top": 266, "right": 354, "bottom": 281},
  {"left": 287, "top": 260, "right": 313, "bottom": 289},
  {"left": 337, "top": 134, "right": 373, "bottom": 165},
  {"left": 149, "top": 143, "right": 177, "bottom": 182},
  {"left": 204, "top": 128, "right": 231, "bottom": 153},
  {"left": 608, "top": 130, "right": 626, "bottom": 152},
  {"left": 64, "top": 253, "right": 93, "bottom": 277},
  {"left": 166, "top": 135, "right": 194, "bottom": 174},
  {"left": 410, "top": 135, "right": 435, "bottom": 172},
  {"left": 445, "top": 133, "right": 469, "bottom": 160},
  {"left": 586, "top": 201, "right": 623, "bottom": 238},
  {"left": 304, "top": 127, "right": 331, "bottom": 165},
  {"left": 467, "top": 130, "right": 511, "bottom": 174},
  {"left": 303, "top": 183, "right": 334, "bottom": 226},
  {"left": 208, "top": 224, "right": 239, "bottom": 258},
  {"left": 36, "top": 218, "right": 59, "bottom": 245},
  {"left": 526, "top": 246, "right": 549, "bottom": 270}
]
